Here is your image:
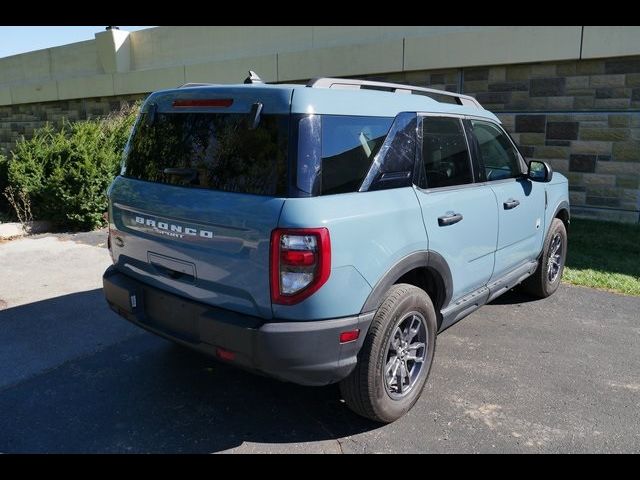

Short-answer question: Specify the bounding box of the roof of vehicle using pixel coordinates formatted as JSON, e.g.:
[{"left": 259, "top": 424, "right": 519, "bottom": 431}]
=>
[{"left": 145, "top": 80, "right": 500, "bottom": 123}]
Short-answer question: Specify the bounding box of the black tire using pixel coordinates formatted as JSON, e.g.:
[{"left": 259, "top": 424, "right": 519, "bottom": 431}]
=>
[
  {"left": 521, "top": 218, "right": 568, "bottom": 298},
  {"left": 339, "top": 284, "right": 437, "bottom": 423}
]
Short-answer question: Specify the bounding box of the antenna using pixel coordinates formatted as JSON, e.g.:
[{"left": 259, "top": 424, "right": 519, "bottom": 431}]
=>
[{"left": 244, "top": 71, "right": 263, "bottom": 84}]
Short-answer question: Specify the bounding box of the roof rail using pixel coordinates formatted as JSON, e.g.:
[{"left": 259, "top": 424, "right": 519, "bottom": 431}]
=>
[
  {"left": 307, "top": 77, "right": 483, "bottom": 109},
  {"left": 178, "top": 83, "right": 214, "bottom": 88}
]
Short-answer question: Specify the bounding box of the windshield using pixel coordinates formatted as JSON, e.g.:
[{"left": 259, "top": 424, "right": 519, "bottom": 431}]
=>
[{"left": 123, "top": 112, "right": 289, "bottom": 196}]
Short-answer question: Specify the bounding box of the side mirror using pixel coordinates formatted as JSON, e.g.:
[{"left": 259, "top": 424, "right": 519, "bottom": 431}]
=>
[{"left": 528, "top": 160, "right": 553, "bottom": 183}]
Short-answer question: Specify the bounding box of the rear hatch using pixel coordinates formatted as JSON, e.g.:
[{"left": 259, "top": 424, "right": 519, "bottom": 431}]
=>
[{"left": 108, "top": 85, "right": 294, "bottom": 319}]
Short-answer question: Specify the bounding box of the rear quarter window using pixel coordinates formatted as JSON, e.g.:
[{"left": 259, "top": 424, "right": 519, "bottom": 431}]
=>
[{"left": 320, "top": 115, "right": 393, "bottom": 195}]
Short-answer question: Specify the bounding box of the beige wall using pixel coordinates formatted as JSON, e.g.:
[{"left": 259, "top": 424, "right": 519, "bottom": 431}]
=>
[
  {"left": 1, "top": 26, "right": 639, "bottom": 106},
  {"left": 582, "top": 26, "right": 640, "bottom": 59}
]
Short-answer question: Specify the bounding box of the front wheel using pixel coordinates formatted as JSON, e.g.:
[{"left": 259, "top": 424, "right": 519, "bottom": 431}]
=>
[
  {"left": 521, "top": 218, "right": 568, "bottom": 298},
  {"left": 339, "top": 284, "right": 437, "bottom": 423}
]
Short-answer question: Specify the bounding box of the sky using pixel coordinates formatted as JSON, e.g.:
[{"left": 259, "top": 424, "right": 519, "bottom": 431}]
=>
[{"left": 0, "top": 26, "right": 155, "bottom": 59}]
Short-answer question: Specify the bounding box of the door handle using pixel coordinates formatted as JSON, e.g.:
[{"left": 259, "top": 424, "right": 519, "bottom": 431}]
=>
[
  {"left": 503, "top": 199, "right": 520, "bottom": 210},
  {"left": 438, "top": 213, "right": 463, "bottom": 226}
]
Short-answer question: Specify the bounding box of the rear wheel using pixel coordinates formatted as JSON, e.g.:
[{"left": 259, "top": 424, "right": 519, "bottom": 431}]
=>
[
  {"left": 521, "top": 218, "right": 567, "bottom": 298},
  {"left": 339, "top": 284, "right": 437, "bottom": 423}
]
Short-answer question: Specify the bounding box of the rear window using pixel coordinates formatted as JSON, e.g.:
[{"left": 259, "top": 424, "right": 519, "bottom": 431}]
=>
[{"left": 123, "top": 112, "right": 289, "bottom": 196}]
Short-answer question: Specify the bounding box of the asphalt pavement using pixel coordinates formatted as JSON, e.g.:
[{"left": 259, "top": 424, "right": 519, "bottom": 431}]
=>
[{"left": 0, "top": 230, "right": 639, "bottom": 453}]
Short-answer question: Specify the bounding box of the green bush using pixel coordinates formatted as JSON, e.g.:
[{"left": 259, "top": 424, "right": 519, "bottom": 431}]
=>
[
  {"left": 0, "top": 153, "right": 8, "bottom": 218},
  {"left": 2, "top": 103, "right": 139, "bottom": 230}
]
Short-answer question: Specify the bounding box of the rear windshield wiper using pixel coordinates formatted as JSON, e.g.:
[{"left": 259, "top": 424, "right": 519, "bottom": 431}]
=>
[
  {"left": 249, "top": 101, "right": 263, "bottom": 130},
  {"left": 146, "top": 102, "right": 158, "bottom": 126}
]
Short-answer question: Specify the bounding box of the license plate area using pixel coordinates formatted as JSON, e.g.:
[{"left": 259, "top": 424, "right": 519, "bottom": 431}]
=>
[{"left": 142, "top": 286, "right": 202, "bottom": 343}]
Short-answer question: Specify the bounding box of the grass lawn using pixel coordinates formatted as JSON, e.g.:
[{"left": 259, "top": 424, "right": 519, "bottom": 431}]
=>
[{"left": 563, "top": 217, "right": 640, "bottom": 296}]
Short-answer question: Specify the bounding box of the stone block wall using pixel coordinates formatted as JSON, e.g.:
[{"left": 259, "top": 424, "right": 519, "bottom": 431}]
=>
[
  {"left": 499, "top": 112, "right": 639, "bottom": 222},
  {"left": 1, "top": 55, "right": 639, "bottom": 222},
  {"left": 0, "top": 94, "right": 145, "bottom": 156},
  {"left": 366, "top": 56, "right": 640, "bottom": 223}
]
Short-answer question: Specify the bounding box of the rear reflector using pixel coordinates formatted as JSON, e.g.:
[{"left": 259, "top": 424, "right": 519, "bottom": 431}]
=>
[
  {"left": 339, "top": 330, "right": 360, "bottom": 344},
  {"left": 172, "top": 99, "right": 234, "bottom": 108},
  {"left": 216, "top": 347, "right": 236, "bottom": 361}
]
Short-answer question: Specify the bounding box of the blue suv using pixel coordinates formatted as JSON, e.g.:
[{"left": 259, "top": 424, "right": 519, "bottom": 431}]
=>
[{"left": 103, "top": 74, "right": 569, "bottom": 423}]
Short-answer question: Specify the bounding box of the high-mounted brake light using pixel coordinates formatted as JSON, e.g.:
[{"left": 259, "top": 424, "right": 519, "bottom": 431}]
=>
[
  {"left": 172, "top": 99, "right": 234, "bottom": 108},
  {"left": 270, "top": 228, "right": 331, "bottom": 305}
]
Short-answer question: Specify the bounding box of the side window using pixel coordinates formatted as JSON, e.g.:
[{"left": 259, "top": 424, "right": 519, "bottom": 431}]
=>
[
  {"left": 471, "top": 120, "right": 522, "bottom": 181},
  {"left": 419, "top": 116, "right": 473, "bottom": 189}
]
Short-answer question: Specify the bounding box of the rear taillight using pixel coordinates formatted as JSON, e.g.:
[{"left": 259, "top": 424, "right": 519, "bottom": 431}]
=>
[{"left": 270, "top": 228, "right": 331, "bottom": 305}]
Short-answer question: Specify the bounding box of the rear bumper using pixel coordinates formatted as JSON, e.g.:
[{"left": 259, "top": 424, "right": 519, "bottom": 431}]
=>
[{"left": 103, "top": 266, "right": 373, "bottom": 386}]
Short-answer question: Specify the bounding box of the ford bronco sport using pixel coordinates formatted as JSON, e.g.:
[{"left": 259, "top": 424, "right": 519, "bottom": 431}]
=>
[{"left": 103, "top": 74, "right": 569, "bottom": 423}]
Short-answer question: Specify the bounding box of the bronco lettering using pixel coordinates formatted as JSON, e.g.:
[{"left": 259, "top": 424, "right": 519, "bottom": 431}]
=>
[{"left": 134, "top": 215, "right": 213, "bottom": 239}]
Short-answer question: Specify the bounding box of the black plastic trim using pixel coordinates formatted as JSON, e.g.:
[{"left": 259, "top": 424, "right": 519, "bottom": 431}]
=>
[
  {"left": 553, "top": 200, "right": 571, "bottom": 224},
  {"left": 103, "top": 266, "right": 374, "bottom": 386},
  {"left": 439, "top": 259, "right": 538, "bottom": 332},
  {"left": 486, "top": 260, "right": 538, "bottom": 303},
  {"left": 440, "top": 286, "right": 489, "bottom": 332},
  {"left": 427, "top": 251, "right": 454, "bottom": 308},
  {"left": 361, "top": 252, "right": 427, "bottom": 313},
  {"left": 463, "top": 118, "right": 485, "bottom": 183},
  {"left": 361, "top": 250, "right": 453, "bottom": 313}
]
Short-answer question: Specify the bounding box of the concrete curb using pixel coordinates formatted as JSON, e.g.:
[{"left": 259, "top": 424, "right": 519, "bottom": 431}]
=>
[{"left": 0, "top": 221, "right": 53, "bottom": 240}]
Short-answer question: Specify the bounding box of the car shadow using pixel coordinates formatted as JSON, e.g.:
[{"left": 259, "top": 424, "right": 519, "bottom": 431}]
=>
[
  {"left": 0, "top": 289, "right": 380, "bottom": 453},
  {"left": 487, "top": 287, "right": 542, "bottom": 305}
]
